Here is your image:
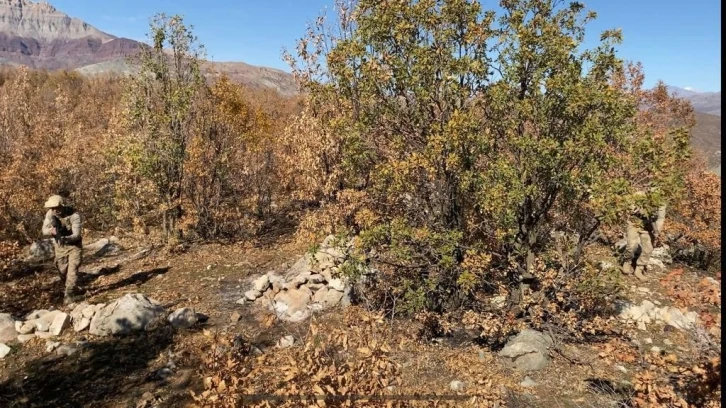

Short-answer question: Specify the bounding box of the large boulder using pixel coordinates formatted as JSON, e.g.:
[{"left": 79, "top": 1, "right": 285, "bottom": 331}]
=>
[
  {"left": 89, "top": 294, "right": 166, "bottom": 336},
  {"left": 499, "top": 329, "right": 554, "bottom": 371},
  {"left": 0, "top": 313, "right": 18, "bottom": 343}
]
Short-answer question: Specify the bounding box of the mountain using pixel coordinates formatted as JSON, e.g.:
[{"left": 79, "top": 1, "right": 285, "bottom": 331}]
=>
[
  {"left": 666, "top": 86, "right": 721, "bottom": 116},
  {"left": 665, "top": 86, "right": 721, "bottom": 175},
  {"left": 0, "top": 0, "right": 298, "bottom": 96}
]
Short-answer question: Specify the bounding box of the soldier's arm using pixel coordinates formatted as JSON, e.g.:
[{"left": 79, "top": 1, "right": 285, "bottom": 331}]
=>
[
  {"left": 63, "top": 213, "right": 83, "bottom": 244},
  {"left": 41, "top": 210, "right": 55, "bottom": 236}
]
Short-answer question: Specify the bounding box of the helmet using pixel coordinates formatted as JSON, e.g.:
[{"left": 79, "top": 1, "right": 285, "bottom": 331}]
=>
[{"left": 44, "top": 195, "right": 65, "bottom": 208}]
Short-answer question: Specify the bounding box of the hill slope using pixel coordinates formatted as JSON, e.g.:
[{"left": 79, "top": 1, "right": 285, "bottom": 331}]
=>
[{"left": 0, "top": 0, "right": 298, "bottom": 96}]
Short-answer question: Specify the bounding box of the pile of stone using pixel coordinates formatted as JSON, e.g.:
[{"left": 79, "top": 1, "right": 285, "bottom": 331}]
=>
[
  {"left": 0, "top": 293, "right": 182, "bottom": 359},
  {"left": 618, "top": 299, "right": 699, "bottom": 331},
  {"left": 241, "top": 235, "right": 372, "bottom": 322}
]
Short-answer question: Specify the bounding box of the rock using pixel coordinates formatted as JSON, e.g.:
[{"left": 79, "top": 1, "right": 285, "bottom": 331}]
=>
[
  {"left": 273, "top": 289, "right": 312, "bottom": 322},
  {"left": 652, "top": 306, "right": 697, "bottom": 330},
  {"left": 277, "top": 335, "right": 295, "bottom": 348},
  {"left": 315, "top": 252, "right": 336, "bottom": 271},
  {"left": 252, "top": 275, "right": 271, "bottom": 293},
  {"left": 650, "top": 346, "right": 662, "bottom": 354},
  {"left": 230, "top": 312, "right": 242, "bottom": 323},
  {"left": 284, "top": 254, "right": 313, "bottom": 280},
  {"left": 56, "top": 344, "right": 79, "bottom": 357},
  {"left": 70, "top": 302, "right": 90, "bottom": 323},
  {"left": 0, "top": 343, "right": 11, "bottom": 358},
  {"left": 28, "top": 239, "right": 54, "bottom": 261},
  {"left": 491, "top": 295, "right": 507, "bottom": 310},
  {"left": 322, "top": 289, "right": 344, "bottom": 308},
  {"left": 644, "top": 338, "right": 653, "bottom": 344},
  {"left": 83, "top": 238, "right": 121, "bottom": 258},
  {"left": 17, "top": 322, "right": 34, "bottom": 335},
  {"left": 663, "top": 339, "right": 673, "bottom": 346},
  {"left": 89, "top": 293, "right": 166, "bottom": 336},
  {"left": 520, "top": 376, "right": 538, "bottom": 387},
  {"left": 235, "top": 298, "right": 246, "bottom": 305},
  {"left": 168, "top": 308, "right": 198, "bottom": 328},
  {"left": 49, "top": 313, "right": 70, "bottom": 336},
  {"left": 292, "top": 274, "right": 308, "bottom": 287},
  {"left": 27, "top": 310, "right": 63, "bottom": 333},
  {"left": 25, "top": 309, "right": 49, "bottom": 320},
  {"left": 0, "top": 313, "right": 18, "bottom": 343},
  {"left": 598, "top": 261, "right": 616, "bottom": 271},
  {"left": 499, "top": 329, "right": 553, "bottom": 371},
  {"left": 637, "top": 321, "right": 647, "bottom": 331},
  {"left": 615, "top": 365, "right": 628, "bottom": 374},
  {"left": 307, "top": 274, "right": 326, "bottom": 284},
  {"left": 35, "top": 332, "right": 56, "bottom": 339},
  {"left": 245, "top": 290, "right": 261, "bottom": 301},
  {"left": 619, "top": 300, "right": 656, "bottom": 323},
  {"left": 73, "top": 317, "right": 91, "bottom": 332},
  {"left": 328, "top": 278, "right": 346, "bottom": 292},
  {"left": 313, "top": 286, "right": 330, "bottom": 304},
  {"left": 17, "top": 334, "right": 35, "bottom": 343},
  {"left": 307, "top": 283, "right": 325, "bottom": 291},
  {"left": 651, "top": 246, "right": 672, "bottom": 264},
  {"left": 83, "top": 304, "right": 105, "bottom": 319},
  {"left": 298, "top": 285, "right": 313, "bottom": 299},
  {"left": 46, "top": 341, "right": 60, "bottom": 353},
  {"left": 321, "top": 268, "right": 334, "bottom": 282},
  {"left": 450, "top": 380, "right": 465, "bottom": 391}
]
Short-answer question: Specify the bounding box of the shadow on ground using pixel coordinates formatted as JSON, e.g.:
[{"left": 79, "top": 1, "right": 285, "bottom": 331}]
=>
[
  {"left": 0, "top": 262, "right": 165, "bottom": 317},
  {"left": 86, "top": 267, "right": 169, "bottom": 298},
  {"left": 0, "top": 322, "right": 178, "bottom": 408}
]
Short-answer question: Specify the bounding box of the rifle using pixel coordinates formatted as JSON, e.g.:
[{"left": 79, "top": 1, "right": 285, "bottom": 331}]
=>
[{"left": 50, "top": 215, "right": 66, "bottom": 245}]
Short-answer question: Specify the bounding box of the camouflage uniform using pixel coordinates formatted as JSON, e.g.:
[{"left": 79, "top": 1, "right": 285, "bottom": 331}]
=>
[
  {"left": 42, "top": 195, "right": 83, "bottom": 304},
  {"left": 622, "top": 203, "right": 666, "bottom": 280}
]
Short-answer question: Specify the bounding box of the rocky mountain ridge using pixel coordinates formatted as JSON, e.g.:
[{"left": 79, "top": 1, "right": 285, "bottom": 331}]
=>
[{"left": 0, "top": 0, "right": 299, "bottom": 96}]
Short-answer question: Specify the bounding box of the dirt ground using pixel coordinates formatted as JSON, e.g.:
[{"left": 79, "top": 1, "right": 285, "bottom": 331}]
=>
[{"left": 0, "top": 233, "right": 720, "bottom": 408}]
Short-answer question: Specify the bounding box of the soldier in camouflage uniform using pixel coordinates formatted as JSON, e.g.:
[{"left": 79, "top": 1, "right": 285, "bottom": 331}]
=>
[
  {"left": 622, "top": 198, "right": 666, "bottom": 281},
  {"left": 42, "top": 195, "right": 83, "bottom": 305}
]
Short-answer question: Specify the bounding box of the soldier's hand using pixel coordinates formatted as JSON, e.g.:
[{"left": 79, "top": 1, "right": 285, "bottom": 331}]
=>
[{"left": 50, "top": 227, "right": 57, "bottom": 236}]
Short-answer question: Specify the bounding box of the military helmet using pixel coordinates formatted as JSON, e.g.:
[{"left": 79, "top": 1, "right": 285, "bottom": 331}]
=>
[{"left": 44, "top": 195, "right": 65, "bottom": 208}]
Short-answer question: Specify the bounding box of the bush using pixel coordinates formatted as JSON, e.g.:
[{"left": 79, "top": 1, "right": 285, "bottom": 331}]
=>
[{"left": 282, "top": 0, "right": 693, "bottom": 332}]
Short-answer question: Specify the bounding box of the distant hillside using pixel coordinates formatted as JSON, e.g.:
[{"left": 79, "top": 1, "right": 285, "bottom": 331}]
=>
[
  {"left": 666, "top": 86, "right": 721, "bottom": 116},
  {"left": 691, "top": 112, "right": 721, "bottom": 174},
  {"left": 0, "top": 0, "right": 298, "bottom": 96}
]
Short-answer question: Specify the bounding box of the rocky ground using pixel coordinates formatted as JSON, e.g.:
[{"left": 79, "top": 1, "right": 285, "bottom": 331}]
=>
[{"left": 0, "top": 232, "right": 721, "bottom": 407}]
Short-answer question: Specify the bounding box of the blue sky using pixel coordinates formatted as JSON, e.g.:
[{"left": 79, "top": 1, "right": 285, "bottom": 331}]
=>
[{"left": 51, "top": 0, "right": 721, "bottom": 92}]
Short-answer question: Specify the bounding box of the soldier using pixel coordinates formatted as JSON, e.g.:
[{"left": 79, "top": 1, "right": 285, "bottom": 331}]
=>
[
  {"left": 42, "top": 195, "right": 83, "bottom": 305},
  {"left": 622, "top": 197, "right": 666, "bottom": 281}
]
